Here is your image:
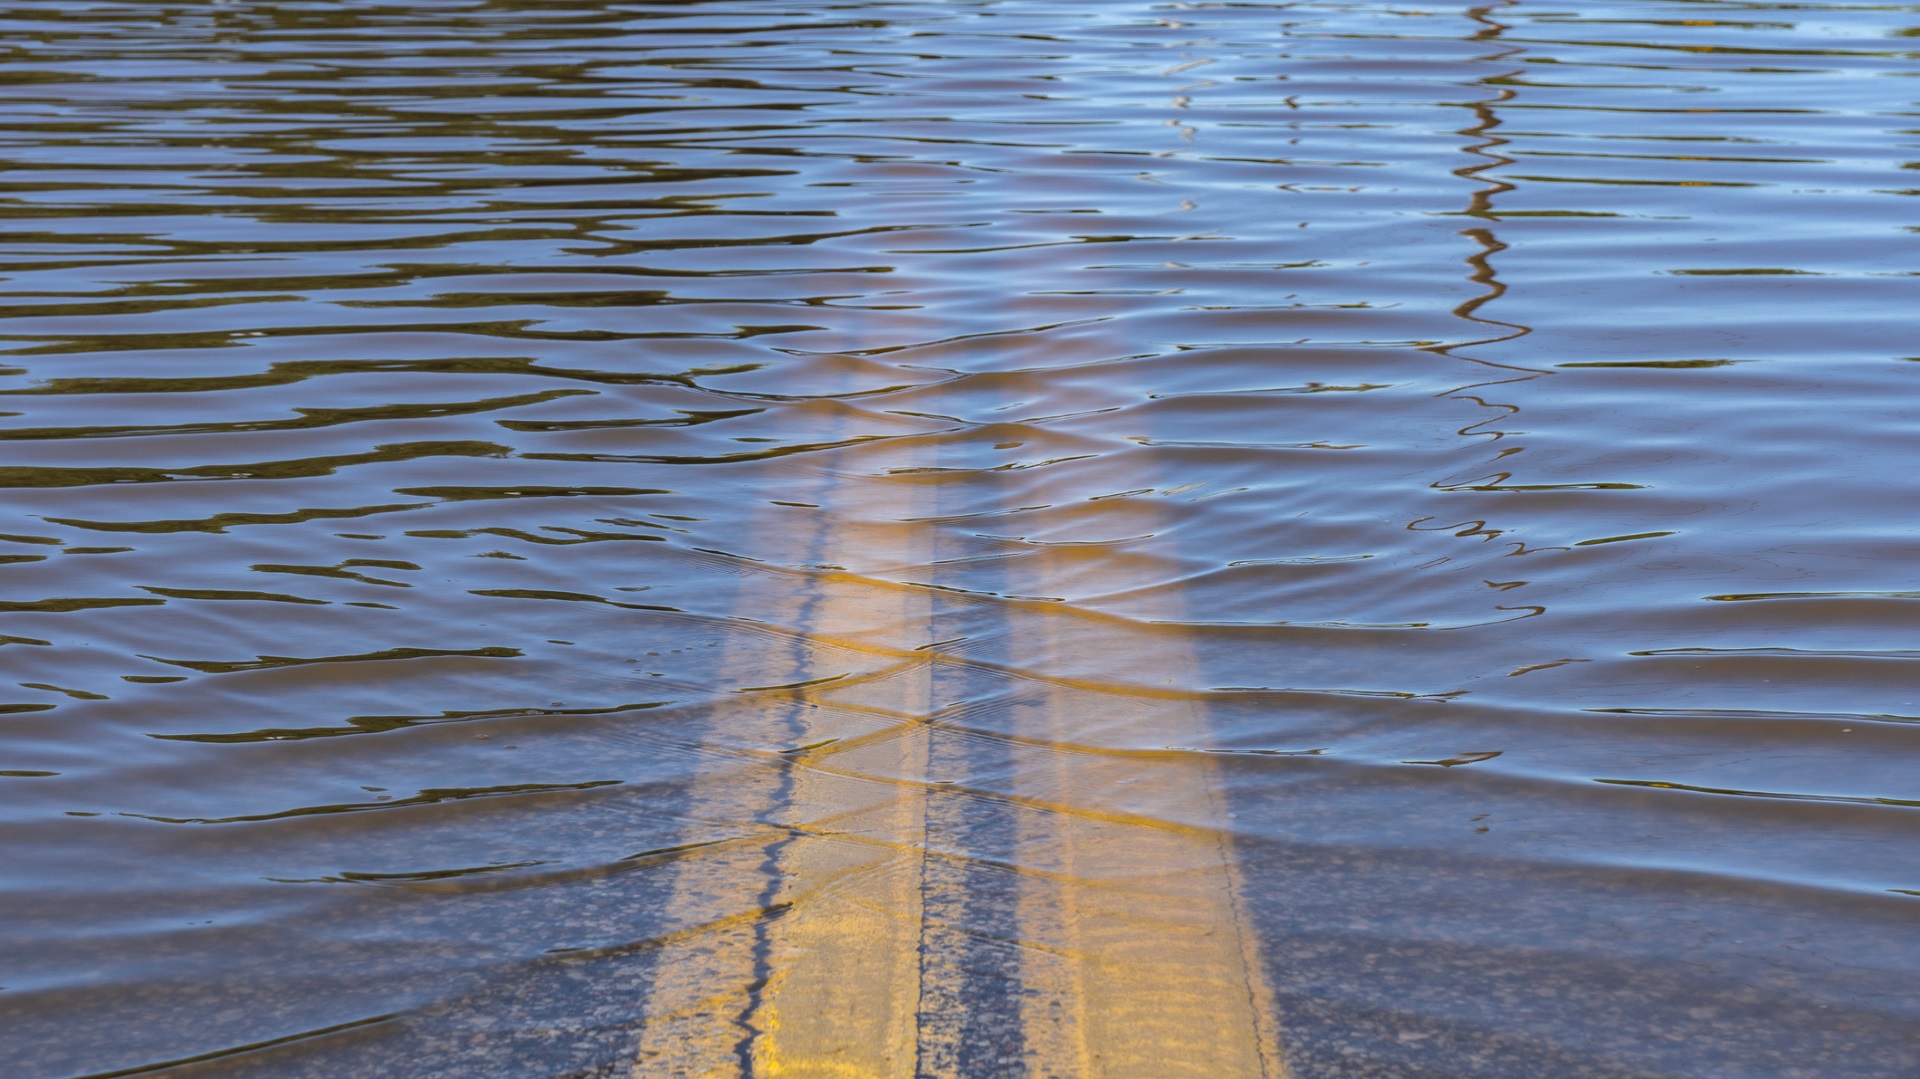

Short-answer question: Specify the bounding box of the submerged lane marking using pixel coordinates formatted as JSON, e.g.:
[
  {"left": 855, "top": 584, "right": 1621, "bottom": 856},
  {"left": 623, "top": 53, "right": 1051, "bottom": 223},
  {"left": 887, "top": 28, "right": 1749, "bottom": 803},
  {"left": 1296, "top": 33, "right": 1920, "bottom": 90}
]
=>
[
  {"left": 627, "top": 371, "right": 1287, "bottom": 1075},
  {"left": 1005, "top": 503, "right": 1287, "bottom": 1078},
  {"left": 628, "top": 408, "right": 934, "bottom": 1076}
]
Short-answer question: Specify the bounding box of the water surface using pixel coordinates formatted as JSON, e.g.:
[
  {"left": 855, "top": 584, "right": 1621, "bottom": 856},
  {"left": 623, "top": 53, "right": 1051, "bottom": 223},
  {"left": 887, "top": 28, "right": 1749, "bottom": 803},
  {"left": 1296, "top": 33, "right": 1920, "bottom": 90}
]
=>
[{"left": 3, "top": 0, "right": 1920, "bottom": 1075}]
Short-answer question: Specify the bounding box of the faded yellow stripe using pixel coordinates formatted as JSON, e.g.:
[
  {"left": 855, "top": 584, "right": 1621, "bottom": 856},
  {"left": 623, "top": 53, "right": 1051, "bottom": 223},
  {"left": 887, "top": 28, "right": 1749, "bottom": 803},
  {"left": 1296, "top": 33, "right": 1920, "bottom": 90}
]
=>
[
  {"left": 630, "top": 461, "right": 937, "bottom": 1077},
  {"left": 749, "top": 471, "right": 941, "bottom": 1076},
  {"left": 1001, "top": 534, "right": 1287, "bottom": 1078},
  {"left": 630, "top": 384, "right": 1286, "bottom": 1075}
]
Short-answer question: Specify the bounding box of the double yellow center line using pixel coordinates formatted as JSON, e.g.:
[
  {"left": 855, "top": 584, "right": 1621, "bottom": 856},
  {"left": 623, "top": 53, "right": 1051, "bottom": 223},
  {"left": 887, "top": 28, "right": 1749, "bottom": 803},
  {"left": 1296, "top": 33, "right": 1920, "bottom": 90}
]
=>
[{"left": 627, "top": 400, "right": 1286, "bottom": 1077}]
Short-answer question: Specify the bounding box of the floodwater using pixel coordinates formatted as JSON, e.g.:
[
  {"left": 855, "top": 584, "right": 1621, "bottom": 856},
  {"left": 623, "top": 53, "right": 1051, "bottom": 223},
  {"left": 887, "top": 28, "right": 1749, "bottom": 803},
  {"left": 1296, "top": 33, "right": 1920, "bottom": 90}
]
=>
[{"left": 3, "top": 0, "right": 1918, "bottom": 1075}]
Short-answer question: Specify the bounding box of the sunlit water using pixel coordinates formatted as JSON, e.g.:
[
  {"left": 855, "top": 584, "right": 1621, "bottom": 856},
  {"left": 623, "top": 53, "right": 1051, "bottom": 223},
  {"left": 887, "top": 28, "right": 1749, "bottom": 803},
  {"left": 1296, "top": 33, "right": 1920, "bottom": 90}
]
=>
[{"left": 4, "top": 1, "right": 1919, "bottom": 1075}]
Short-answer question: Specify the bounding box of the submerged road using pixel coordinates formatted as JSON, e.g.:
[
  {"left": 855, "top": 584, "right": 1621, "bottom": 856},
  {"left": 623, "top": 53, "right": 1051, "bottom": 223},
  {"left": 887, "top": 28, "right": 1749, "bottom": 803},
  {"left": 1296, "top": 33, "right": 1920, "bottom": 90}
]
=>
[{"left": 3, "top": 0, "right": 1920, "bottom": 1076}]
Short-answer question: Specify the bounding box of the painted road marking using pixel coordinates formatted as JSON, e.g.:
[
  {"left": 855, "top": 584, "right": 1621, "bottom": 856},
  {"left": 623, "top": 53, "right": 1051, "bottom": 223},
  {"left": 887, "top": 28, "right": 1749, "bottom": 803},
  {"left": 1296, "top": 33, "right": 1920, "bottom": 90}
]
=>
[{"left": 628, "top": 383, "right": 1286, "bottom": 1076}]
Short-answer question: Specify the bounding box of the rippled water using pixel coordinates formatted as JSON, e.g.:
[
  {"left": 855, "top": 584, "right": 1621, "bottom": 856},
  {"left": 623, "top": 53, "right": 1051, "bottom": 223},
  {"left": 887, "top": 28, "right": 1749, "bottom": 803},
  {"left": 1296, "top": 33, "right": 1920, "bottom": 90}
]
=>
[{"left": 4, "top": 1, "right": 1919, "bottom": 1075}]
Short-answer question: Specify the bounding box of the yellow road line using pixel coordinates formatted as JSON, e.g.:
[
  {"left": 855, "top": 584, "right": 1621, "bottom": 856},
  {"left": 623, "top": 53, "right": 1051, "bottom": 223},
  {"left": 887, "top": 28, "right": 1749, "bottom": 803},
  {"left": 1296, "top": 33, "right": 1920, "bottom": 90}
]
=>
[
  {"left": 630, "top": 463, "right": 936, "bottom": 1077},
  {"left": 629, "top": 390, "right": 1286, "bottom": 1077},
  {"left": 993, "top": 532, "right": 1286, "bottom": 1078}
]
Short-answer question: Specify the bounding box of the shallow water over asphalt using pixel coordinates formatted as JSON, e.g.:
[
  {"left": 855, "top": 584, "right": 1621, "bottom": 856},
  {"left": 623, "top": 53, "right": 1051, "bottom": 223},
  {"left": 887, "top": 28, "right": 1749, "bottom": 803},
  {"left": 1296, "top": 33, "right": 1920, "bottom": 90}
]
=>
[{"left": 4, "top": 1, "right": 1920, "bottom": 1075}]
